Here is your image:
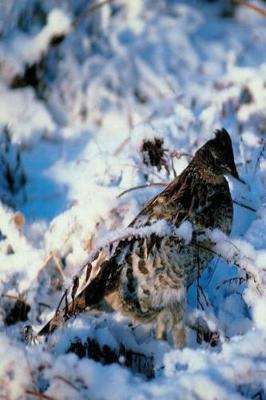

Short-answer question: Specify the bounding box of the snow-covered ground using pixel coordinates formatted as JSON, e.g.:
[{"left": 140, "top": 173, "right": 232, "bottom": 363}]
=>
[{"left": 0, "top": 0, "right": 266, "bottom": 398}]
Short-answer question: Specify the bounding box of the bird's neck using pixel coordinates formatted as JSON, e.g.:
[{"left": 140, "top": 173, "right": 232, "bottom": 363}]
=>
[
  {"left": 199, "top": 171, "right": 225, "bottom": 185},
  {"left": 190, "top": 157, "right": 226, "bottom": 185}
]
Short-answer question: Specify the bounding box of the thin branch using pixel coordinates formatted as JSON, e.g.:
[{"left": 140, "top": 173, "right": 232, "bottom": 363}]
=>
[
  {"left": 118, "top": 182, "right": 167, "bottom": 198},
  {"left": 193, "top": 240, "right": 262, "bottom": 294},
  {"left": 38, "top": 302, "right": 52, "bottom": 309},
  {"left": 198, "top": 285, "right": 210, "bottom": 308},
  {"left": 26, "top": 390, "right": 55, "bottom": 400},
  {"left": 233, "top": 200, "right": 256, "bottom": 213},
  {"left": 52, "top": 254, "right": 66, "bottom": 281},
  {"left": 55, "top": 290, "right": 68, "bottom": 315},
  {"left": 1, "top": 293, "right": 21, "bottom": 301},
  {"left": 216, "top": 276, "right": 246, "bottom": 291},
  {"left": 72, "top": 0, "right": 116, "bottom": 27},
  {"left": 255, "top": 140, "right": 266, "bottom": 173},
  {"left": 170, "top": 150, "right": 193, "bottom": 160},
  {"left": 170, "top": 153, "right": 177, "bottom": 178},
  {"left": 233, "top": 0, "right": 266, "bottom": 18},
  {"left": 251, "top": 390, "right": 264, "bottom": 400},
  {"left": 37, "top": 254, "right": 53, "bottom": 276},
  {"left": 37, "top": 253, "right": 66, "bottom": 283},
  {"left": 54, "top": 375, "right": 81, "bottom": 391},
  {"left": 113, "top": 137, "right": 130, "bottom": 156}
]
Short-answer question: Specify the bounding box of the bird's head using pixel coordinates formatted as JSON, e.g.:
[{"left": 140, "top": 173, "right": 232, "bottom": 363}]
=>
[{"left": 195, "top": 128, "right": 243, "bottom": 183}]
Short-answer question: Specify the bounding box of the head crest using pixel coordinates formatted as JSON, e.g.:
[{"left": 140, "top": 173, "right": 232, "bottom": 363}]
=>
[{"left": 214, "top": 128, "right": 232, "bottom": 147}]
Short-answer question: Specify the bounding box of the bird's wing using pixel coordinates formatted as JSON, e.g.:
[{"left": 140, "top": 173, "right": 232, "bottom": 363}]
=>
[
  {"left": 38, "top": 170, "right": 202, "bottom": 336},
  {"left": 38, "top": 254, "right": 122, "bottom": 336},
  {"left": 130, "top": 171, "right": 194, "bottom": 229}
]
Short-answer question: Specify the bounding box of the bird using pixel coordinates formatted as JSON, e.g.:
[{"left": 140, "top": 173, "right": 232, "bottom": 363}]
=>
[{"left": 39, "top": 128, "right": 241, "bottom": 348}]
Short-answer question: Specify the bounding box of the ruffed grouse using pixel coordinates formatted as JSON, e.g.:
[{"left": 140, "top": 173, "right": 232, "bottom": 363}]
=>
[{"left": 39, "top": 128, "right": 240, "bottom": 348}]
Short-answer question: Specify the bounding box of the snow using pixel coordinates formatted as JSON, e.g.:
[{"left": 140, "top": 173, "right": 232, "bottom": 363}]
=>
[
  {"left": 0, "top": 83, "right": 55, "bottom": 142},
  {"left": 0, "top": 8, "right": 71, "bottom": 83},
  {"left": 0, "top": 0, "right": 266, "bottom": 398},
  {"left": 0, "top": 333, "right": 31, "bottom": 399}
]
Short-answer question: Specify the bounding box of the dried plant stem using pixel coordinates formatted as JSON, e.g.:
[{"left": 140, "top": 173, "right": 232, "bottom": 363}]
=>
[
  {"left": 255, "top": 140, "right": 266, "bottom": 174},
  {"left": 1, "top": 293, "right": 21, "bottom": 301},
  {"left": 38, "top": 253, "right": 66, "bottom": 281},
  {"left": 56, "top": 290, "right": 68, "bottom": 315},
  {"left": 26, "top": 390, "right": 55, "bottom": 400},
  {"left": 118, "top": 182, "right": 167, "bottom": 198},
  {"left": 54, "top": 375, "right": 81, "bottom": 391},
  {"left": 113, "top": 137, "right": 130, "bottom": 156},
  {"left": 72, "top": 0, "right": 116, "bottom": 27},
  {"left": 216, "top": 276, "right": 246, "bottom": 290},
  {"left": 52, "top": 254, "right": 66, "bottom": 281},
  {"left": 233, "top": 0, "right": 266, "bottom": 18},
  {"left": 194, "top": 241, "right": 262, "bottom": 294},
  {"left": 233, "top": 200, "right": 256, "bottom": 213}
]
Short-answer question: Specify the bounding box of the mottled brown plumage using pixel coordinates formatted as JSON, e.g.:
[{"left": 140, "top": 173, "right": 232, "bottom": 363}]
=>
[{"left": 39, "top": 129, "right": 240, "bottom": 347}]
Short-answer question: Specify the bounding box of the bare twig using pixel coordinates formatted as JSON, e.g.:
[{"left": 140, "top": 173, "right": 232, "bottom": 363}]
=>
[
  {"left": 254, "top": 140, "right": 266, "bottom": 174},
  {"left": 233, "top": 0, "right": 266, "bottom": 18},
  {"left": 194, "top": 241, "right": 261, "bottom": 294},
  {"left": 251, "top": 390, "right": 264, "bottom": 400},
  {"left": 170, "top": 154, "right": 177, "bottom": 178},
  {"left": 216, "top": 276, "right": 246, "bottom": 291},
  {"left": 72, "top": 0, "right": 116, "bottom": 27},
  {"left": 26, "top": 390, "right": 55, "bottom": 400},
  {"left": 118, "top": 182, "right": 167, "bottom": 198},
  {"left": 233, "top": 200, "right": 256, "bottom": 213},
  {"left": 38, "top": 302, "right": 52, "bottom": 309},
  {"left": 113, "top": 137, "right": 130, "bottom": 156},
  {"left": 55, "top": 290, "right": 68, "bottom": 315},
  {"left": 37, "top": 254, "right": 54, "bottom": 275},
  {"left": 170, "top": 150, "right": 193, "bottom": 160},
  {"left": 1, "top": 293, "right": 21, "bottom": 301},
  {"left": 54, "top": 375, "right": 81, "bottom": 391},
  {"left": 52, "top": 254, "right": 66, "bottom": 281},
  {"left": 198, "top": 285, "right": 210, "bottom": 308},
  {"left": 37, "top": 253, "right": 66, "bottom": 285}
]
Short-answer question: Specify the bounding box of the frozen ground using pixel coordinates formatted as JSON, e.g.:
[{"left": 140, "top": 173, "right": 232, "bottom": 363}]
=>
[{"left": 0, "top": 0, "right": 266, "bottom": 399}]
